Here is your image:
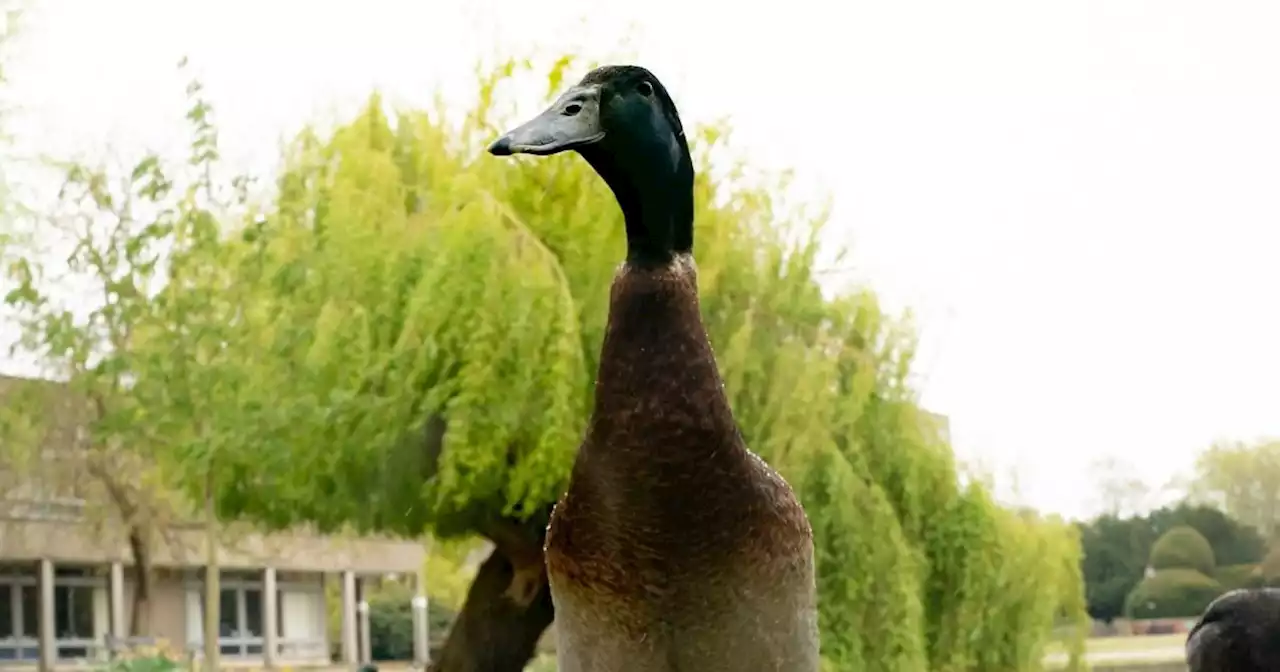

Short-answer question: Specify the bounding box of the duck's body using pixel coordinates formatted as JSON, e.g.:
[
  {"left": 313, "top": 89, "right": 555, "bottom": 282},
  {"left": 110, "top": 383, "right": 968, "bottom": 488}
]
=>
[
  {"left": 490, "top": 64, "right": 819, "bottom": 672},
  {"left": 546, "top": 257, "right": 818, "bottom": 671}
]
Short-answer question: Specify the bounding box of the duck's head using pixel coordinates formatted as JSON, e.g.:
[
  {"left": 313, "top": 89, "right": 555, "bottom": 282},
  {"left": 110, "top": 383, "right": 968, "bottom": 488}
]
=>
[
  {"left": 1186, "top": 587, "right": 1280, "bottom": 671},
  {"left": 488, "top": 65, "right": 694, "bottom": 265}
]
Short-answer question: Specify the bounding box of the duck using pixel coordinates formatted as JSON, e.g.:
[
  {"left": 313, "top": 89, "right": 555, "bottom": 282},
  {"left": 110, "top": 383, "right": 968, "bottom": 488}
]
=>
[
  {"left": 1186, "top": 587, "right": 1280, "bottom": 672},
  {"left": 488, "top": 65, "right": 820, "bottom": 671}
]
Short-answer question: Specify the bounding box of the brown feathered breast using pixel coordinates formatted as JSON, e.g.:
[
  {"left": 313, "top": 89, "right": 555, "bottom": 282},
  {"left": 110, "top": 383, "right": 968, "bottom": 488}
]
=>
[{"left": 544, "top": 255, "right": 813, "bottom": 638}]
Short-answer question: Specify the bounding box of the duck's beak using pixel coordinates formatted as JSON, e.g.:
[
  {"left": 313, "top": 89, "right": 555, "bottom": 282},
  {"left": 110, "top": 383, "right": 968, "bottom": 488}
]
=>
[{"left": 488, "top": 85, "right": 606, "bottom": 156}]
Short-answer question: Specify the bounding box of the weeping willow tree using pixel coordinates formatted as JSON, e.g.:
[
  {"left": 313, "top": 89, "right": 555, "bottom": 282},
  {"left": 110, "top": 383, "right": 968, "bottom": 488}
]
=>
[{"left": 117, "top": 56, "right": 1087, "bottom": 671}]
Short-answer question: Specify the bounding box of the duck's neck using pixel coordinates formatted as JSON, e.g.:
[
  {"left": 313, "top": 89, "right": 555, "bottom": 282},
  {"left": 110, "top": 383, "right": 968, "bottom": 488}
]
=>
[
  {"left": 586, "top": 258, "right": 740, "bottom": 455},
  {"left": 581, "top": 147, "right": 694, "bottom": 265}
]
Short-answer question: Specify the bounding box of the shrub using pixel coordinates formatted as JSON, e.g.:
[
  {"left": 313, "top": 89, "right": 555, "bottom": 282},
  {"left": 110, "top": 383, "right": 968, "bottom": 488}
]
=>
[
  {"left": 1260, "top": 546, "right": 1280, "bottom": 587},
  {"left": 365, "top": 581, "right": 458, "bottom": 661},
  {"left": 368, "top": 592, "right": 414, "bottom": 661},
  {"left": 1125, "top": 569, "right": 1223, "bottom": 619},
  {"left": 1213, "top": 563, "right": 1263, "bottom": 591},
  {"left": 102, "top": 659, "right": 182, "bottom": 672},
  {"left": 1150, "top": 526, "right": 1216, "bottom": 575},
  {"left": 102, "top": 640, "right": 184, "bottom": 672}
]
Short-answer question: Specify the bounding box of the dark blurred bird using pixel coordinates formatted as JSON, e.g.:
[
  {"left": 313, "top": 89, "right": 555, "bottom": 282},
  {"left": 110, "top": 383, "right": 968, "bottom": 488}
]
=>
[{"left": 1186, "top": 587, "right": 1280, "bottom": 672}]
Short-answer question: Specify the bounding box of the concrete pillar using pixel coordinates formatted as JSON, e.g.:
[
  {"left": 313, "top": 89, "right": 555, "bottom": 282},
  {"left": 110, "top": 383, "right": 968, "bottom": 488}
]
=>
[
  {"left": 263, "top": 567, "right": 278, "bottom": 668},
  {"left": 340, "top": 571, "right": 358, "bottom": 666},
  {"left": 109, "top": 562, "right": 126, "bottom": 643},
  {"left": 37, "top": 559, "right": 55, "bottom": 672},
  {"left": 356, "top": 580, "right": 371, "bottom": 664},
  {"left": 411, "top": 571, "right": 429, "bottom": 668}
]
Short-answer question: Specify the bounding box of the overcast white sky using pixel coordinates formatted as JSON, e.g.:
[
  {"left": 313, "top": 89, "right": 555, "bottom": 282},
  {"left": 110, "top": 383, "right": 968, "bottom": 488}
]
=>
[{"left": 4, "top": 0, "right": 1280, "bottom": 519}]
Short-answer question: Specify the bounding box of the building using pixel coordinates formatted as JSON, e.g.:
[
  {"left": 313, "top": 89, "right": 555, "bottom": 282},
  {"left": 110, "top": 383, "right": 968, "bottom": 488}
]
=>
[{"left": 0, "top": 375, "right": 429, "bottom": 670}]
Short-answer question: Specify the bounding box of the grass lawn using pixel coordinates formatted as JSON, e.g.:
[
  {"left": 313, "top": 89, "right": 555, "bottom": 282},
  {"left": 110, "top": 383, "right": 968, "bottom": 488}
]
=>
[
  {"left": 528, "top": 634, "right": 1188, "bottom": 670},
  {"left": 1044, "top": 633, "right": 1186, "bottom": 670},
  {"left": 1046, "top": 633, "right": 1185, "bottom": 656}
]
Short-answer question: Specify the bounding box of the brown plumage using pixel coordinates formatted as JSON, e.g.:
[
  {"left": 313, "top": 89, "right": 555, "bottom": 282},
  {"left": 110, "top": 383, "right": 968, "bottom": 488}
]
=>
[{"left": 489, "top": 66, "right": 819, "bottom": 671}]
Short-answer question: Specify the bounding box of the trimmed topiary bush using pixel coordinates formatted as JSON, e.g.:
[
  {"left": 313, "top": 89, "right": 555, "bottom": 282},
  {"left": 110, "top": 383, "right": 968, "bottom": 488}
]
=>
[
  {"left": 1150, "top": 525, "right": 1216, "bottom": 575},
  {"left": 1260, "top": 546, "right": 1280, "bottom": 587},
  {"left": 1125, "top": 568, "right": 1223, "bottom": 619},
  {"left": 363, "top": 580, "right": 458, "bottom": 661},
  {"left": 1213, "top": 563, "right": 1263, "bottom": 591}
]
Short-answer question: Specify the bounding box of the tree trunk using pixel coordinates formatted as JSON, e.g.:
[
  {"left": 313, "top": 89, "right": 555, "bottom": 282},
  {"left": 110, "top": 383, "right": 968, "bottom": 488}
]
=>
[
  {"left": 126, "top": 525, "right": 154, "bottom": 635},
  {"left": 203, "top": 469, "right": 221, "bottom": 671},
  {"left": 428, "top": 545, "right": 556, "bottom": 672}
]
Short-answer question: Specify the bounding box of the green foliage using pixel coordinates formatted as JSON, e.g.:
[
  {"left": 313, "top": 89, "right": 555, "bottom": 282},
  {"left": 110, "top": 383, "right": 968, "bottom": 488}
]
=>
[
  {"left": 1260, "top": 546, "right": 1280, "bottom": 586},
  {"left": 1077, "top": 502, "right": 1264, "bottom": 622},
  {"left": 0, "top": 57, "right": 237, "bottom": 487},
  {"left": 974, "top": 507, "right": 1088, "bottom": 672},
  {"left": 423, "top": 538, "right": 485, "bottom": 611},
  {"left": 364, "top": 579, "right": 457, "bottom": 662},
  {"left": 798, "top": 446, "right": 925, "bottom": 671},
  {"left": 1078, "top": 513, "right": 1149, "bottom": 622},
  {"left": 1150, "top": 525, "right": 1216, "bottom": 574},
  {"left": 1213, "top": 563, "right": 1263, "bottom": 591},
  {"left": 369, "top": 593, "right": 415, "bottom": 661},
  {"left": 99, "top": 640, "right": 185, "bottom": 672},
  {"left": 1125, "top": 569, "right": 1223, "bottom": 619},
  {"left": 1148, "top": 502, "right": 1266, "bottom": 566},
  {"left": 100, "top": 656, "right": 183, "bottom": 672},
  {"left": 9, "top": 55, "right": 1088, "bottom": 670},
  {"left": 1192, "top": 439, "right": 1280, "bottom": 540}
]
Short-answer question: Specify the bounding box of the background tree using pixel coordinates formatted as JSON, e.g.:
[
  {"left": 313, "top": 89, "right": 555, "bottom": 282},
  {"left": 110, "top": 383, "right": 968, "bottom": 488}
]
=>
[
  {"left": 1259, "top": 545, "right": 1280, "bottom": 586},
  {"left": 8, "top": 55, "right": 1089, "bottom": 671},
  {"left": 1191, "top": 439, "right": 1280, "bottom": 541},
  {"left": 1149, "top": 525, "right": 1216, "bottom": 575},
  {"left": 1078, "top": 513, "right": 1152, "bottom": 622},
  {"left": 1089, "top": 456, "right": 1152, "bottom": 517},
  {"left": 1148, "top": 502, "right": 1266, "bottom": 567},
  {"left": 1126, "top": 526, "right": 1222, "bottom": 619},
  {"left": 0, "top": 61, "right": 248, "bottom": 644},
  {"left": 1077, "top": 501, "right": 1266, "bottom": 622},
  {"left": 174, "top": 57, "right": 1085, "bottom": 672},
  {"left": 1, "top": 154, "right": 186, "bottom": 636}
]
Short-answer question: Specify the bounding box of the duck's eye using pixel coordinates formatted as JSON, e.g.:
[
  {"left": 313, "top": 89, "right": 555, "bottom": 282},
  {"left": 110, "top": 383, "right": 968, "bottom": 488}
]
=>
[
  {"left": 563, "top": 102, "right": 583, "bottom": 116},
  {"left": 637, "top": 80, "right": 653, "bottom": 97}
]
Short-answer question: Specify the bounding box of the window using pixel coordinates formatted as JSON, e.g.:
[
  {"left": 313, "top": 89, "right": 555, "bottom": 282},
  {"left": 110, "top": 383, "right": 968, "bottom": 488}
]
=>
[
  {"left": 0, "top": 584, "right": 12, "bottom": 637},
  {"left": 218, "top": 588, "right": 237, "bottom": 639},
  {"left": 186, "top": 571, "right": 331, "bottom": 661},
  {"left": 186, "top": 573, "right": 266, "bottom": 658},
  {"left": 20, "top": 584, "right": 38, "bottom": 639},
  {"left": 55, "top": 585, "right": 94, "bottom": 636},
  {"left": 244, "top": 589, "right": 263, "bottom": 640},
  {"left": 54, "top": 584, "right": 95, "bottom": 658},
  {"left": 0, "top": 573, "right": 39, "bottom": 662},
  {"left": 217, "top": 587, "right": 266, "bottom": 656},
  {"left": 0, "top": 565, "right": 108, "bottom": 662},
  {"left": 49, "top": 566, "right": 105, "bottom": 661}
]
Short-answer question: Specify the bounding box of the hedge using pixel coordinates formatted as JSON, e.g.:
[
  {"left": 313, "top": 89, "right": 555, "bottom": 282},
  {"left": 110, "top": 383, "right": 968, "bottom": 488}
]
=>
[
  {"left": 1150, "top": 526, "right": 1216, "bottom": 575},
  {"left": 1212, "top": 563, "right": 1263, "bottom": 591},
  {"left": 1125, "top": 569, "right": 1223, "bottom": 619}
]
